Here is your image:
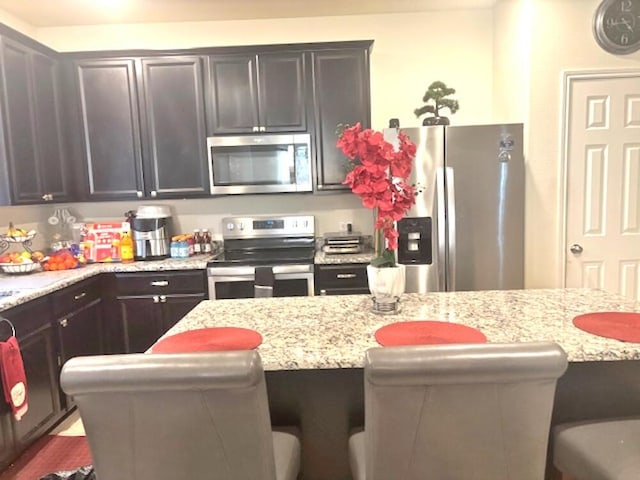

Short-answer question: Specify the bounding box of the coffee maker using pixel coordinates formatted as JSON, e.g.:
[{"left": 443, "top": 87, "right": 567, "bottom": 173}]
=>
[{"left": 127, "top": 205, "right": 173, "bottom": 260}]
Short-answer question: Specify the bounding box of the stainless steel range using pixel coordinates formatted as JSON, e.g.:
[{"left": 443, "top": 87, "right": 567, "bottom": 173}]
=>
[{"left": 206, "top": 215, "right": 315, "bottom": 300}]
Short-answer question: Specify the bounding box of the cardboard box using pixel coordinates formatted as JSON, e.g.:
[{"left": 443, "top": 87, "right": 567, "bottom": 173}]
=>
[{"left": 82, "top": 222, "right": 131, "bottom": 263}]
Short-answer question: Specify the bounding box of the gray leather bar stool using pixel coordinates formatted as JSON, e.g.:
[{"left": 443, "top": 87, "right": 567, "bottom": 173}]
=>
[
  {"left": 553, "top": 418, "right": 640, "bottom": 480},
  {"left": 349, "top": 342, "right": 568, "bottom": 480},
  {"left": 61, "top": 350, "right": 300, "bottom": 480}
]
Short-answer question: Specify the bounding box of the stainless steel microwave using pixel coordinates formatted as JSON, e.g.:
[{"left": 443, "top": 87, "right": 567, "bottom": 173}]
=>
[{"left": 207, "top": 134, "right": 312, "bottom": 195}]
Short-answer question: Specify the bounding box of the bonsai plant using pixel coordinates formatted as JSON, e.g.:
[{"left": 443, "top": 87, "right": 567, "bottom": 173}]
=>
[{"left": 414, "top": 81, "right": 460, "bottom": 126}]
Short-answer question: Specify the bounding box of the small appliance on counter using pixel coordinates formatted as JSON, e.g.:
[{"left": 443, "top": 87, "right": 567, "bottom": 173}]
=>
[
  {"left": 321, "top": 232, "right": 364, "bottom": 254},
  {"left": 127, "top": 205, "right": 173, "bottom": 261}
]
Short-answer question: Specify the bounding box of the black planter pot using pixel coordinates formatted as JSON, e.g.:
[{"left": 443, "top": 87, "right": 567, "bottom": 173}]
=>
[{"left": 422, "top": 116, "right": 450, "bottom": 126}]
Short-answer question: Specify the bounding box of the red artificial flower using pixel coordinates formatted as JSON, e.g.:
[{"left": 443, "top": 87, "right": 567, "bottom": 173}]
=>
[{"left": 337, "top": 123, "right": 417, "bottom": 259}]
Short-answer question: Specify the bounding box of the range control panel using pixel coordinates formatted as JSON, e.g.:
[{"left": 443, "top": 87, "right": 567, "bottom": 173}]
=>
[{"left": 221, "top": 215, "right": 315, "bottom": 239}]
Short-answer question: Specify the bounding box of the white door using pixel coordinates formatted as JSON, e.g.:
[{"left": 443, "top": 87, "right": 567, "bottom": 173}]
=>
[{"left": 563, "top": 71, "right": 640, "bottom": 301}]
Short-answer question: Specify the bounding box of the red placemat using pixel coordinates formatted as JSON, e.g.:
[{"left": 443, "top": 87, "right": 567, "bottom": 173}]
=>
[
  {"left": 375, "top": 320, "right": 487, "bottom": 346},
  {"left": 152, "top": 327, "right": 263, "bottom": 353},
  {"left": 573, "top": 312, "right": 640, "bottom": 343}
]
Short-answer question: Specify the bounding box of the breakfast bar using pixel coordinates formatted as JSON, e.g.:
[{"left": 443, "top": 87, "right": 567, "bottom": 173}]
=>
[{"left": 159, "top": 288, "right": 640, "bottom": 480}]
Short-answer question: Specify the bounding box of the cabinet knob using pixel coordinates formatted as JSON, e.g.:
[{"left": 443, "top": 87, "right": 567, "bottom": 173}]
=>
[
  {"left": 59, "top": 318, "right": 68, "bottom": 327},
  {"left": 150, "top": 191, "right": 157, "bottom": 197},
  {"left": 136, "top": 191, "right": 143, "bottom": 198},
  {"left": 160, "top": 295, "right": 167, "bottom": 303},
  {"left": 42, "top": 193, "right": 52, "bottom": 201},
  {"left": 259, "top": 126, "right": 266, "bottom": 132},
  {"left": 320, "top": 289, "right": 327, "bottom": 296},
  {"left": 74, "top": 292, "right": 87, "bottom": 301},
  {"left": 150, "top": 280, "right": 169, "bottom": 287},
  {"left": 153, "top": 295, "right": 160, "bottom": 303},
  {"left": 252, "top": 126, "right": 259, "bottom": 132}
]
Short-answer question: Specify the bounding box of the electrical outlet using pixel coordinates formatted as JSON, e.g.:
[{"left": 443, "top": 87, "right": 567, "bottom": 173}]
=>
[{"left": 339, "top": 222, "right": 348, "bottom": 232}]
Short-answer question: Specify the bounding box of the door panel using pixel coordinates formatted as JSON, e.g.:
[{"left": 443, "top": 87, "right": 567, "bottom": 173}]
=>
[
  {"left": 140, "top": 57, "right": 209, "bottom": 196},
  {"left": 162, "top": 294, "right": 205, "bottom": 332},
  {"left": 258, "top": 52, "right": 307, "bottom": 132},
  {"left": 565, "top": 73, "right": 640, "bottom": 301},
  {"left": 0, "top": 39, "right": 40, "bottom": 202},
  {"left": 31, "top": 52, "right": 69, "bottom": 201},
  {"left": 445, "top": 124, "right": 525, "bottom": 291},
  {"left": 76, "top": 59, "right": 144, "bottom": 199},
  {"left": 118, "top": 296, "right": 163, "bottom": 353},
  {"left": 208, "top": 54, "right": 258, "bottom": 134}
]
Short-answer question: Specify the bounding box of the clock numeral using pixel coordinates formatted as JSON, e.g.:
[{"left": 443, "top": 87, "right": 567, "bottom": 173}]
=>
[
  {"left": 606, "top": 16, "right": 616, "bottom": 27},
  {"left": 621, "top": 0, "right": 633, "bottom": 12},
  {"left": 621, "top": 33, "right": 630, "bottom": 44}
]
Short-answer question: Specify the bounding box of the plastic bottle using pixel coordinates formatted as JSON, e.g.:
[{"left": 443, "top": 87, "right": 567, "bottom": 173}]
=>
[
  {"left": 193, "top": 229, "right": 202, "bottom": 254},
  {"left": 120, "top": 231, "right": 134, "bottom": 263},
  {"left": 201, "top": 229, "right": 212, "bottom": 254}
]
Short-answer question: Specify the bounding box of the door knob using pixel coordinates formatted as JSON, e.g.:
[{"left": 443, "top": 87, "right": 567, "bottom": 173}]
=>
[{"left": 570, "top": 244, "right": 583, "bottom": 254}]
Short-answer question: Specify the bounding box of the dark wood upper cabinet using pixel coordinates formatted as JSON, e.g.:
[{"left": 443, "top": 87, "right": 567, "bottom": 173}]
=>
[
  {"left": 139, "top": 56, "right": 209, "bottom": 197},
  {"left": 312, "top": 48, "right": 371, "bottom": 191},
  {"left": 257, "top": 52, "right": 307, "bottom": 132},
  {"left": 73, "top": 56, "right": 210, "bottom": 200},
  {"left": 74, "top": 58, "right": 145, "bottom": 200},
  {"left": 208, "top": 52, "right": 307, "bottom": 134},
  {"left": 0, "top": 37, "right": 70, "bottom": 204}
]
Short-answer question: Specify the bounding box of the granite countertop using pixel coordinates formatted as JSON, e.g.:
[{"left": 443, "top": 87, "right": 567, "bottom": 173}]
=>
[
  {"left": 314, "top": 250, "right": 374, "bottom": 264},
  {"left": 159, "top": 288, "right": 640, "bottom": 369},
  {"left": 0, "top": 255, "right": 214, "bottom": 312}
]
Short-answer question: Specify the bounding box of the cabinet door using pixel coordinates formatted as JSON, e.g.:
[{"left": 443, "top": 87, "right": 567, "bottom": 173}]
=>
[
  {"left": 162, "top": 293, "right": 206, "bottom": 332},
  {"left": 0, "top": 402, "right": 14, "bottom": 471},
  {"left": 257, "top": 52, "right": 307, "bottom": 132},
  {"left": 208, "top": 54, "right": 259, "bottom": 134},
  {"left": 75, "top": 59, "right": 144, "bottom": 199},
  {"left": 0, "top": 38, "right": 40, "bottom": 203},
  {"left": 57, "top": 298, "right": 104, "bottom": 364},
  {"left": 1, "top": 297, "right": 61, "bottom": 450},
  {"left": 140, "top": 56, "right": 209, "bottom": 197},
  {"left": 12, "top": 323, "right": 61, "bottom": 448},
  {"left": 31, "top": 52, "right": 71, "bottom": 202},
  {"left": 117, "top": 296, "right": 163, "bottom": 353},
  {"left": 312, "top": 49, "right": 371, "bottom": 190}
]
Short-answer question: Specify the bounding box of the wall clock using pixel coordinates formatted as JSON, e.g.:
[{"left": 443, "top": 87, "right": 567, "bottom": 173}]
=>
[{"left": 593, "top": 0, "right": 640, "bottom": 54}]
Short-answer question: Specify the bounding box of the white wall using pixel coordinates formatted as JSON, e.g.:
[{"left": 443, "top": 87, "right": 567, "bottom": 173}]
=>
[
  {"left": 0, "top": 7, "right": 36, "bottom": 38},
  {"left": 525, "top": 0, "right": 640, "bottom": 287}
]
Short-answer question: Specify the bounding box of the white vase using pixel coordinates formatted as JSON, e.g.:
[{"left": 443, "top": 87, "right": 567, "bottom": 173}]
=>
[{"left": 366, "top": 264, "right": 406, "bottom": 314}]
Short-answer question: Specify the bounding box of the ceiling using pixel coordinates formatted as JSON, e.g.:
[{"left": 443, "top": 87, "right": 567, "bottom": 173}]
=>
[{"left": 0, "top": 0, "right": 498, "bottom": 27}]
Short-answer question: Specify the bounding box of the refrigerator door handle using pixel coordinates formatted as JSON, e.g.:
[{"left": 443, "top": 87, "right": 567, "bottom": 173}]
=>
[
  {"left": 445, "top": 166, "right": 456, "bottom": 291},
  {"left": 436, "top": 167, "right": 446, "bottom": 290}
]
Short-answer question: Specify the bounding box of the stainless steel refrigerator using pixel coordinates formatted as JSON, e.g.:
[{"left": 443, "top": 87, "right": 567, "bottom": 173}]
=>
[{"left": 384, "top": 124, "right": 524, "bottom": 292}]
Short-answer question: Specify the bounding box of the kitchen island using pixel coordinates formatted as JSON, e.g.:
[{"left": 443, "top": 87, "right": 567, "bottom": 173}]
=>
[
  {"left": 160, "top": 288, "right": 640, "bottom": 480},
  {"left": 162, "top": 288, "right": 640, "bottom": 366}
]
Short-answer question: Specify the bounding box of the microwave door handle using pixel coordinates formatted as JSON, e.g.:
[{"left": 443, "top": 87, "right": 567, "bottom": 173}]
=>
[{"left": 288, "top": 145, "right": 295, "bottom": 183}]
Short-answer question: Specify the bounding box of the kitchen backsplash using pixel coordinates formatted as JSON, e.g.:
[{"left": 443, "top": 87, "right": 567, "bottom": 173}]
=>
[{"left": 0, "top": 193, "right": 373, "bottom": 251}]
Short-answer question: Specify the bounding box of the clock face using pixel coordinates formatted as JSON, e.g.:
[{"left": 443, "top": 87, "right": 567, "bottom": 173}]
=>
[{"left": 594, "top": 0, "right": 640, "bottom": 54}]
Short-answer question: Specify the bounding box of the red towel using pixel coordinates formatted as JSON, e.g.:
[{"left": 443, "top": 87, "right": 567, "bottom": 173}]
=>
[{"left": 0, "top": 335, "right": 28, "bottom": 420}]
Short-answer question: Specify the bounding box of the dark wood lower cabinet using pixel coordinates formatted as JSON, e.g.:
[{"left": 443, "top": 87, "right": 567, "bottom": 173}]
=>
[
  {"left": 1, "top": 297, "right": 62, "bottom": 457},
  {"left": 0, "top": 269, "right": 206, "bottom": 471},
  {"left": 118, "top": 293, "right": 206, "bottom": 353},
  {"left": 315, "top": 263, "right": 369, "bottom": 295}
]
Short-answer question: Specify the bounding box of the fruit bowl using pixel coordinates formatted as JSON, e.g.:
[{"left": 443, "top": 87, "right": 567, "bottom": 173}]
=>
[
  {"left": 0, "top": 232, "right": 36, "bottom": 243},
  {"left": 0, "top": 262, "right": 42, "bottom": 274}
]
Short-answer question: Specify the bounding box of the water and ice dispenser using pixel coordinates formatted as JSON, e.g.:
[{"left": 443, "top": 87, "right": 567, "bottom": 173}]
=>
[{"left": 397, "top": 217, "right": 432, "bottom": 264}]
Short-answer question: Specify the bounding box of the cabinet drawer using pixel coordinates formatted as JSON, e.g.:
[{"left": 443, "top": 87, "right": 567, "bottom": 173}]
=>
[
  {"left": 51, "top": 279, "right": 101, "bottom": 317},
  {"left": 316, "top": 264, "right": 368, "bottom": 290},
  {"left": 115, "top": 271, "right": 206, "bottom": 295}
]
